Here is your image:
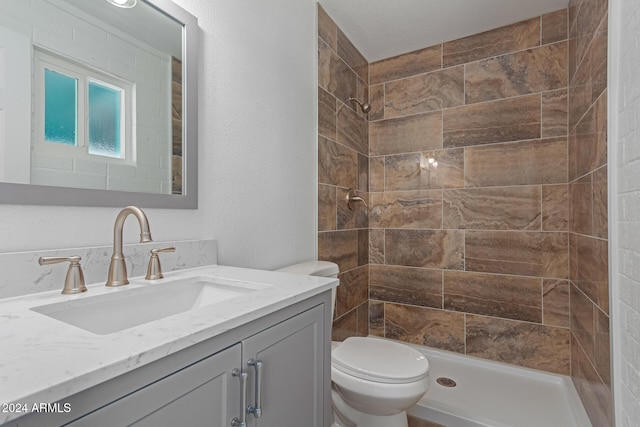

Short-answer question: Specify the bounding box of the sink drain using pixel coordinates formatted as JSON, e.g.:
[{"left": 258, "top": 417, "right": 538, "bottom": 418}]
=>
[{"left": 436, "top": 377, "right": 457, "bottom": 387}]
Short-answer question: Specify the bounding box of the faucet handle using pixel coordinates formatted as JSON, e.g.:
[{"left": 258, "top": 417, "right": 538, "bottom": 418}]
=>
[
  {"left": 38, "top": 256, "right": 87, "bottom": 295},
  {"left": 145, "top": 246, "right": 176, "bottom": 280}
]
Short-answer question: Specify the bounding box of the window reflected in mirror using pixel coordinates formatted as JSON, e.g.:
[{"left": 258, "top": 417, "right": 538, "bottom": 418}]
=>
[
  {"left": 0, "top": 0, "right": 197, "bottom": 208},
  {"left": 42, "top": 57, "right": 128, "bottom": 160}
]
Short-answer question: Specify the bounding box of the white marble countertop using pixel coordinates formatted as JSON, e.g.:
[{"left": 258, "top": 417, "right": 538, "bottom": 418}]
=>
[{"left": 0, "top": 265, "right": 337, "bottom": 424}]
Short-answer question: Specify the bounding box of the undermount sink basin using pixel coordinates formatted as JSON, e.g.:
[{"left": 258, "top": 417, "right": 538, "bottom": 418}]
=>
[{"left": 31, "top": 276, "right": 267, "bottom": 335}]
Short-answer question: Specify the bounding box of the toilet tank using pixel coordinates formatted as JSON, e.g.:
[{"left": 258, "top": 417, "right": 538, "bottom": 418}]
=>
[
  {"left": 276, "top": 260, "right": 339, "bottom": 278},
  {"left": 276, "top": 261, "right": 339, "bottom": 319}
]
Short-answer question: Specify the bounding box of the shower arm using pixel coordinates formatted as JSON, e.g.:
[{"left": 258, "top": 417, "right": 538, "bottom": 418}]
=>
[{"left": 347, "top": 97, "right": 371, "bottom": 114}]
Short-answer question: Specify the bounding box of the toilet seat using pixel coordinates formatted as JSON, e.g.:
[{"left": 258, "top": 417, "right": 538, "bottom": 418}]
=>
[{"left": 332, "top": 337, "right": 429, "bottom": 384}]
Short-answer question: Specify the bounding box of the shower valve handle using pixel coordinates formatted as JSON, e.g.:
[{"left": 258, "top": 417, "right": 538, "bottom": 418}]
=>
[{"left": 346, "top": 188, "right": 368, "bottom": 210}]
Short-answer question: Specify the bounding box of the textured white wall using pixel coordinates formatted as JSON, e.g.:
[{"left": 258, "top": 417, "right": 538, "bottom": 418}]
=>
[
  {"left": 611, "top": 0, "right": 640, "bottom": 424},
  {"left": 0, "top": 0, "right": 318, "bottom": 271}
]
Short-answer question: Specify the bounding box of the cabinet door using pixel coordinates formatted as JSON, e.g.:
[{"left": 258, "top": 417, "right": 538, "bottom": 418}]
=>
[
  {"left": 243, "top": 305, "right": 325, "bottom": 427},
  {"left": 68, "top": 344, "right": 242, "bottom": 427}
]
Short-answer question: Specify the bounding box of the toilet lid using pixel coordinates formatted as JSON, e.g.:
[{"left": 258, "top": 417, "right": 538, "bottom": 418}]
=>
[{"left": 332, "top": 337, "right": 429, "bottom": 384}]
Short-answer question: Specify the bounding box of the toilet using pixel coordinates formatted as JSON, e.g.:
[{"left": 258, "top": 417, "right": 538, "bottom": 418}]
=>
[{"left": 276, "top": 261, "right": 430, "bottom": 427}]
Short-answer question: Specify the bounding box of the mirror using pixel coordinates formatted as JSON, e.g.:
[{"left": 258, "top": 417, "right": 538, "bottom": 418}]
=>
[{"left": 0, "top": 0, "right": 198, "bottom": 208}]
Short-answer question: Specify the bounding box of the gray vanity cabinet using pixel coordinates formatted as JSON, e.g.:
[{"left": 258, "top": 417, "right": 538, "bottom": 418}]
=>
[
  {"left": 6, "top": 293, "right": 330, "bottom": 427},
  {"left": 67, "top": 305, "right": 325, "bottom": 427}
]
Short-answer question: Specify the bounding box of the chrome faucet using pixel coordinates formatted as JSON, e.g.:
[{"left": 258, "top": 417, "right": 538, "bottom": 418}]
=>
[{"left": 106, "top": 206, "right": 153, "bottom": 287}]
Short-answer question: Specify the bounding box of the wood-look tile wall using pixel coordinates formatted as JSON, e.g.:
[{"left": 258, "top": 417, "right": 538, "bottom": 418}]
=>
[
  {"left": 567, "top": 0, "right": 611, "bottom": 425},
  {"left": 318, "top": 8, "right": 609, "bottom": 413},
  {"left": 317, "top": 5, "right": 370, "bottom": 340},
  {"left": 368, "top": 9, "right": 572, "bottom": 376}
]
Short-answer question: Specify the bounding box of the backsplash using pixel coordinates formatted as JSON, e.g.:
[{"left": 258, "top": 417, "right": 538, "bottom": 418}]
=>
[{"left": 0, "top": 239, "right": 217, "bottom": 299}]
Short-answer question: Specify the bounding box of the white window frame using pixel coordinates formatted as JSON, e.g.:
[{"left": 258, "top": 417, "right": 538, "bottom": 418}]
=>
[{"left": 33, "top": 49, "right": 135, "bottom": 164}]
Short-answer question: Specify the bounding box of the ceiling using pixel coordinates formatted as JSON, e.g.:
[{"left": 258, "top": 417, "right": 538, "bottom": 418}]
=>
[
  {"left": 318, "top": 0, "right": 570, "bottom": 62},
  {"left": 62, "top": 0, "right": 182, "bottom": 58}
]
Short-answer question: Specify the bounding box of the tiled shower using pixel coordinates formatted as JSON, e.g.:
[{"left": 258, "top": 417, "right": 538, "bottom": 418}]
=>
[{"left": 317, "top": 0, "right": 610, "bottom": 425}]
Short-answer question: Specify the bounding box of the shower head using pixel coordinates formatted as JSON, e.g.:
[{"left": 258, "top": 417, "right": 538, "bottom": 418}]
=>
[{"left": 347, "top": 97, "right": 371, "bottom": 114}]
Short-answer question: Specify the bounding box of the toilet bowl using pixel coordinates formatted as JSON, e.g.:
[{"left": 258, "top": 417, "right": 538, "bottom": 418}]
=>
[
  {"left": 276, "top": 261, "right": 430, "bottom": 427},
  {"left": 331, "top": 337, "right": 429, "bottom": 427}
]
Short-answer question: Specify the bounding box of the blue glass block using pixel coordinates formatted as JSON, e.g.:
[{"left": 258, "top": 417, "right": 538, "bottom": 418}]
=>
[
  {"left": 88, "top": 81, "right": 122, "bottom": 158},
  {"left": 44, "top": 69, "right": 77, "bottom": 146}
]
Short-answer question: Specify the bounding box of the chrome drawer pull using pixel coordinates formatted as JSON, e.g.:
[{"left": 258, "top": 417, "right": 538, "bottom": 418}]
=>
[
  {"left": 246, "top": 359, "right": 263, "bottom": 418},
  {"left": 231, "top": 368, "right": 247, "bottom": 427}
]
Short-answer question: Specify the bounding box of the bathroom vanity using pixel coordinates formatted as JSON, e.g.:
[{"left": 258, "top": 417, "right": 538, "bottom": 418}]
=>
[{"left": 0, "top": 265, "right": 336, "bottom": 426}]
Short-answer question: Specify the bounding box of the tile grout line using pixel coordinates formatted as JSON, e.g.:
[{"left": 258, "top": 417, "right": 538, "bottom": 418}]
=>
[{"left": 541, "top": 277, "right": 545, "bottom": 326}]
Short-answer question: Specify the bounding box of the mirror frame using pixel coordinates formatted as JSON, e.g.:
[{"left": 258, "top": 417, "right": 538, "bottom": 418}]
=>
[{"left": 0, "top": 0, "right": 198, "bottom": 209}]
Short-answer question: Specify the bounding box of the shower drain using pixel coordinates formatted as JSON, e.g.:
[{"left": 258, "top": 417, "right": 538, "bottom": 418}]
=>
[{"left": 436, "top": 377, "right": 457, "bottom": 387}]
